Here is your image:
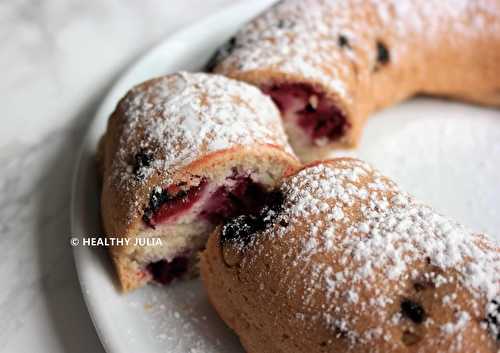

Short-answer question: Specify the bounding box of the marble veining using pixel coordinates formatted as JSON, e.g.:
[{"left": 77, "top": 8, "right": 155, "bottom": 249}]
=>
[{"left": 0, "top": 1, "right": 237, "bottom": 352}]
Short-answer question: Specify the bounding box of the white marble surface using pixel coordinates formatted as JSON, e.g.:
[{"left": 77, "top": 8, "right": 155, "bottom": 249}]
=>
[{"left": 0, "top": 1, "right": 239, "bottom": 352}]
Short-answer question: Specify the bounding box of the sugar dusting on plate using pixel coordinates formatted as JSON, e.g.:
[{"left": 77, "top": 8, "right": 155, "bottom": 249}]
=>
[{"left": 125, "top": 281, "right": 242, "bottom": 353}]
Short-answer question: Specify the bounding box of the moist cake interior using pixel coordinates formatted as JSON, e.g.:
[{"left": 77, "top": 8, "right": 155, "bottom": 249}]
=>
[
  {"left": 141, "top": 169, "right": 275, "bottom": 284},
  {"left": 264, "top": 84, "right": 349, "bottom": 146}
]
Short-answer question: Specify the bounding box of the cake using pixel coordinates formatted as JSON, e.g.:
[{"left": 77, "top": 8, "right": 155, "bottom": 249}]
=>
[
  {"left": 201, "top": 158, "right": 500, "bottom": 352},
  {"left": 209, "top": 0, "right": 500, "bottom": 160},
  {"left": 98, "top": 72, "right": 300, "bottom": 292}
]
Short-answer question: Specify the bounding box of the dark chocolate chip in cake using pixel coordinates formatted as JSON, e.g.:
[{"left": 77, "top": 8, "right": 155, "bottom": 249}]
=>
[
  {"left": 374, "top": 41, "right": 390, "bottom": 71},
  {"left": 149, "top": 188, "right": 170, "bottom": 211},
  {"left": 279, "top": 218, "right": 289, "bottom": 227},
  {"left": 225, "top": 37, "right": 237, "bottom": 54},
  {"left": 205, "top": 52, "right": 220, "bottom": 72},
  {"left": 221, "top": 214, "right": 263, "bottom": 245},
  {"left": 338, "top": 34, "right": 350, "bottom": 49},
  {"left": 259, "top": 191, "right": 284, "bottom": 222},
  {"left": 401, "top": 299, "right": 426, "bottom": 324},
  {"left": 143, "top": 187, "right": 171, "bottom": 226},
  {"left": 220, "top": 191, "right": 284, "bottom": 246},
  {"left": 334, "top": 325, "right": 348, "bottom": 339},
  {"left": 277, "top": 19, "right": 295, "bottom": 29},
  {"left": 133, "top": 150, "right": 153, "bottom": 179},
  {"left": 205, "top": 36, "right": 238, "bottom": 72},
  {"left": 485, "top": 299, "right": 500, "bottom": 340}
]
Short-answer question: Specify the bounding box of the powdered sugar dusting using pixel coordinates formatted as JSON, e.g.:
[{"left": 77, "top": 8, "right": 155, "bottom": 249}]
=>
[
  {"left": 113, "top": 72, "right": 291, "bottom": 186},
  {"left": 106, "top": 72, "right": 293, "bottom": 222},
  {"left": 124, "top": 282, "right": 241, "bottom": 353},
  {"left": 238, "top": 159, "right": 500, "bottom": 350},
  {"left": 214, "top": 0, "right": 500, "bottom": 103}
]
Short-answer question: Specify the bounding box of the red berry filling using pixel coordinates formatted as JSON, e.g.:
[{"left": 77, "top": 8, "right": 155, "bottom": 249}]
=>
[
  {"left": 264, "top": 84, "right": 349, "bottom": 144},
  {"left": 147, "top": 256, "right": 190, "bottom": 285},
  {"left": 143, "top": 172, "right": 269, "bottom": 228},
  {"left": 142, "top": 172, "right": 272, "bottom": 285},
  {"left": 143, "top": 182, "right": 207, "bottom": 228},
  {"left": 199, "top": 174, "right": 269, "bottom": 223}
]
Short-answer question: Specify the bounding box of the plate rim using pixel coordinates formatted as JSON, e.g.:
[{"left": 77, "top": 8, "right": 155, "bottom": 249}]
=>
[{"left": 69, "top": 1, "right": 500, "bottom": 352}]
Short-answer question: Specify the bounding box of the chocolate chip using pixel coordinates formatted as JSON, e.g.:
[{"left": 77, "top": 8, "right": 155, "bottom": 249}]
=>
[
  {"left": 221, "top": 214, "right": 263, "bottom": 244},
  {"left": 485, "top": 299, "right": 500, "bottom": 340},
  {"left": 401, "top": 299, "right": 426, "bottom": 324},
  {"left": 374, "top": 41, "right": 390, "bottom": 71},
  {"left": 149, "top": 188, "right": 170, "bottom": 211},
  {"left": 205, "top": 36, "right": 238, "bottom": 72},
  {"left": 334, "top": 326, "right": 348, "bottom": 339},
  {"left": 142, "top": 188, "right": 170, "bottom": 225},
  {"left": 133, "top": 150, "right": 153, "bottom": 178},
  {"left": 338, "top": 34, "right": 350, "bottom": 49},
  {"left": 277, "top": 19, "right": 295, "bottom": 29},
  {"left": 205, "top": 52, "right": 219, "bottom": 72},
  {"left": 226, "top": 37, "right": 237, "bottom": 53},
  {"left": 279, "top": 218, "right": 289, "bottom": 227},
  {"left": 220, "top": 191, "right": 284, "bottom": 245},
  {"left": 259, "top": 191, "right": 284, "bottom": 220}
]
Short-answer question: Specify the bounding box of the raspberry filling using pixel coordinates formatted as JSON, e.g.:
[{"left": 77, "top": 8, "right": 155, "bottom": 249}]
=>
[
  {"left": 143, "top": 173, "right": 269, "bottom": 228},
  {"left": 147, "top": 256, "right": 189, "bottom": 285},
  {"left": 143, "top": 182, "right": 207, "bottom": 227},
  {"left": 264, "top": 84, "right": 349, "bottom": 144},
  {"left": 142, "top": 173, "right": 271, "bottom": 284},
  {"left": 199, "top": 175, "right": 269, "bottom": 223}
]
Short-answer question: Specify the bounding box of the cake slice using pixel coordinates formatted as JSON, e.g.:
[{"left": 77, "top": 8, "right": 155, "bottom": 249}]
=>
[
  {"left": 201, "top": 158, "right": 500, "bottom": 352},
  {"left": 98, "top": 72, "right": 300, "bottom": 292},
  {"left": 209, "top": 0, "right": 500, "bottom": 160}
]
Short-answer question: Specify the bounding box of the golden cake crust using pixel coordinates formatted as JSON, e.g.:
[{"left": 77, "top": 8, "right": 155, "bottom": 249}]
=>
[
  {"left": 99, "top": 72, "right": 300, "bottom": 291},
  {"left": 201, "top": 159, "right": 500, "bottom": 353},
  {"left": 211, "top": 0, "right": 500, "bottom": 158}
]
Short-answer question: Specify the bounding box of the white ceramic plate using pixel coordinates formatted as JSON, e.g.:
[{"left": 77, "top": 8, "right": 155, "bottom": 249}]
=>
[{"left": 71, "top": 1, "right": 500, "bottom": 352}]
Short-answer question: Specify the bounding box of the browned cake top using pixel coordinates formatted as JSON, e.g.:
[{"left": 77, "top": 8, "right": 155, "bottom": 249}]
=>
[
  {"left": 213, "top": 0, "right": 500, "bottom": 100},
  {"left": 109, "top": 72, "right": 292, "bottom": 189},
  {"left": 230, "top": 160, "right": 500, "bottom": 350}
]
